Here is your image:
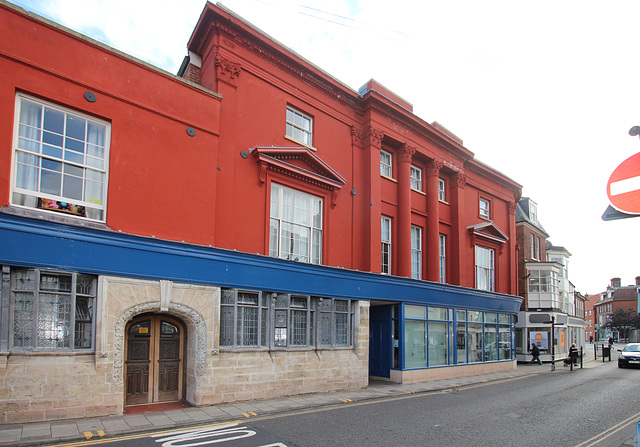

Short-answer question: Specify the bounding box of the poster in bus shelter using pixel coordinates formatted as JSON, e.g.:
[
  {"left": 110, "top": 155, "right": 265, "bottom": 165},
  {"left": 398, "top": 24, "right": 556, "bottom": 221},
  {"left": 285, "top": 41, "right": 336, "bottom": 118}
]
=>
[{"left": 530, "top": 331, "right": 549, "bottom": 350}]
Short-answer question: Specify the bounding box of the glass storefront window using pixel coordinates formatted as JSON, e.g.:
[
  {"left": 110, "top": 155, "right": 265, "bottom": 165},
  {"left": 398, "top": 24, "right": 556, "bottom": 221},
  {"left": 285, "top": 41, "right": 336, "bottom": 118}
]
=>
[
  {"left": 428, "top": 321, "right": 448, "bottom": 366},
  {"left": 484, "top": 325, "right": 498, "bottom": 361},
  {"left": 405, "top": 320, "right": 427, "bottom": 368},
  {"left": 468, "top": 323, "right": 483, "bottom": 362},
  {"left": 457, "top": 322, "right": 467, "bottom": 364}
]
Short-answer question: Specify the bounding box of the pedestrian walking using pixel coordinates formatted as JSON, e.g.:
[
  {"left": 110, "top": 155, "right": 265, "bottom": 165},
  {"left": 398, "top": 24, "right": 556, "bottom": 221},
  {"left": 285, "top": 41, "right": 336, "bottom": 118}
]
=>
[
  {"left": 608, "top": 336, "right": 614, "bottom": 347},
  {"left": 589, "top": 335, "right": 593, "bottom": 344},
  {"left": 530, "top": 343, "right": 542, "bottom": 365}
]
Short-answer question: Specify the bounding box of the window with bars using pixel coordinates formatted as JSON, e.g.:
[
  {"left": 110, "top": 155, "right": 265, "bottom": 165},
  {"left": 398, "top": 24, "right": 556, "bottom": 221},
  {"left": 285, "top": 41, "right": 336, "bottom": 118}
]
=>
[
  {"left": 10, "top": 268, "right": 96, "bottom": 350},
  {"left": 220, "top": 289, "right": 355, "bottom": 349}
]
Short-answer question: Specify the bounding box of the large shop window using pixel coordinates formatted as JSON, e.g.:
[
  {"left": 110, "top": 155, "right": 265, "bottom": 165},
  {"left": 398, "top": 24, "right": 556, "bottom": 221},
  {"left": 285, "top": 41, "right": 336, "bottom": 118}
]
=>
[
  {"left": 402, "top": 305, "right": 513, "bottom": 368},
  {"left": 12, "top": 95, "right": 110, "bottom": 221},
  {"left": 10, "top": 268, "right": 96, "bottom": 351},
  {"left": 220, "top": 289, "right": 355, "bottom": 349},
  {"left": 270, "top": 183, "right": 323, "bottom": 264}
]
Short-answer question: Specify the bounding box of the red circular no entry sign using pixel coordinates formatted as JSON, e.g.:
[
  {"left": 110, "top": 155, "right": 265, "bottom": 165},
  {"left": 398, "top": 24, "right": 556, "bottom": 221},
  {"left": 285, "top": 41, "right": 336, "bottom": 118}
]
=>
[{"left": 607, "top": 152, "right": 640, "bottom": 214}]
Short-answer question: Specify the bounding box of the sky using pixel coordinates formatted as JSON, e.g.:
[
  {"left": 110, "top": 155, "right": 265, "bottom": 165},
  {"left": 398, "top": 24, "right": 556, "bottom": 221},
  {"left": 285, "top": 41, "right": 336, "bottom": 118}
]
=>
[{"left": 10, "top": 0, "right": 640, "bottom": 295}]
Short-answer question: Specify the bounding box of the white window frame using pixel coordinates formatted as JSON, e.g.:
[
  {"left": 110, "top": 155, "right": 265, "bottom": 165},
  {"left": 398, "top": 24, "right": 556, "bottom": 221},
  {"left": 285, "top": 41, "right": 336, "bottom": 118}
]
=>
[
  {"left": 530, "top": 234, "right": 537, "bottom": 260},
  {"left": 475, "top": 246, "right": 495, "bottom": 292},
  {"left": 411, "top": 225, "right": 422, "bottom": 279},
  {"left": 380, "top": 150, "right": 392, "bottom": 178},
  {"left": 410, "top": 165, "right": 422, "bottom": 191},
  {"left": 12, "top": 94, "right": 110, "bottom": 221},
  {"left": 529, "top": 200, "right": 538, "bottom": 224},
  {"left": 439, "top": 234, "right": 446, "bottom": 283},
  {"left": 9, "top": 268, "right": 97, "bottom": 351},
  {"left": 438, "top": 178, "right": 446, "bottom": 202},
  {"left": 479, "top": 197, "right": 490, "bottom": 220},
  {"left": 269, "top": 183, "right": 323, "bottom": 264},
  {"left": 381, "top": 216, "right": 391, "bottom": 274},
  {"left": 285, "top": 106, "right": 313, "bottom": 146}
]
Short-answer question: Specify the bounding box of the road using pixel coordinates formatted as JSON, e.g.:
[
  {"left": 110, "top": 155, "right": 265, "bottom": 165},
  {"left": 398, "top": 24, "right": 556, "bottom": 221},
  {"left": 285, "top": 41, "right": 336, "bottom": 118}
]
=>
[{"left": 49, "top": 361, "right": 639, "bottom": 447}]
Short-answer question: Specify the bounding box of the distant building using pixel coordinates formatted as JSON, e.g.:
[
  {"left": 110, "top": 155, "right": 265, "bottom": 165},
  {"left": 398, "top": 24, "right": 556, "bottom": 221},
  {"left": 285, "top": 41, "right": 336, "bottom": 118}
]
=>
[
  {"left": 514, "top": 197, "right": 586, "bottom": 362},
  {"left": 594, "top": 277, "right": 640, "bottom": 341}
]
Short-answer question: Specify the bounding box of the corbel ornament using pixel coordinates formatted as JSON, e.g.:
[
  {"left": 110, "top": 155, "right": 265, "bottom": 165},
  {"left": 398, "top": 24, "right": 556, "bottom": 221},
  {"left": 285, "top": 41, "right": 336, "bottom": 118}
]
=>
[{"left": 455, "top": 172, "right": 467, "bottom": 189}]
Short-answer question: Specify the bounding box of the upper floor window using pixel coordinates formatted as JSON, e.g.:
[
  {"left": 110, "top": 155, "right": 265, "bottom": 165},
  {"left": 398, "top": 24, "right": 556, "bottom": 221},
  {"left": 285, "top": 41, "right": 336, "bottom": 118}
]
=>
[
  {"left": 479, "top": 197, "right": 491, "bottom": 220},
  {"left": 475, "top": 246, "right": 495, "bottom": 292},
  {"left": 530, "top": 234, "right": 541, "bottom": 260},
  {"left": 439, "top": 234, "right": 446, "bottom": 283},
  {"left": 528, "top": 270, "right": 559, "bottom": 294},
  {"left": 269, "top": 183, "right": 322, "bottom": 264},
  {"left": 410, "top": 165, "right": 422, "bottom": 190},
  {"left": 380, "top": 150, "right": 392, "bottom": 178},
  {"left": 438, "top": 178, "right": 446, "bottom": 201},
  {"left": 10, "top": 268, "right": 96, "bottom": 351},
  {"left": 529, "top": 200, "right": 538, "bottom": 224},
  {"left": 411, "top": 225, "right": 422, "bottom": 279},
  {"left": 286, "top": 106, "right": 313, "bottom": 146},
  {"left": 220, "top": 289, "right": 354, "bottom": 349},
  {"left": 381, "top": 216, "right": 391, "bottom": 274},
  {"left": 12, "top": 95, "right": 110, "bottom": 221}
]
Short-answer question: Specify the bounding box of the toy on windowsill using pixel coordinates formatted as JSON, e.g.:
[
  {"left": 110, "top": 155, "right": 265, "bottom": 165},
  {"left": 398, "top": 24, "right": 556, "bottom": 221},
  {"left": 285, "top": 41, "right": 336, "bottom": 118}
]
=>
[{"left": 37, "top": 198, "right": 86, "bottom": 217}]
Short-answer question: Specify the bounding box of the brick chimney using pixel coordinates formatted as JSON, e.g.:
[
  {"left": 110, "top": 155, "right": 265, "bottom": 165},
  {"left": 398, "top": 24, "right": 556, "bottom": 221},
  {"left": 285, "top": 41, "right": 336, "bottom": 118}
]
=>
[
  {"left": 636, "top": 276, "right": 640, "bottom": 286},
  {"left": 611, "top": 277, "right": 621, "bottom": 288}
]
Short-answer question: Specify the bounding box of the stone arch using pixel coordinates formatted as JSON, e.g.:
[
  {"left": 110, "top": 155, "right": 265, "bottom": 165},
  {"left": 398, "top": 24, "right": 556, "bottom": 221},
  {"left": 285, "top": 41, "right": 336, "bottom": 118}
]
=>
[{"left": 113, "top": 302, "right": 207, "bottom": 384}]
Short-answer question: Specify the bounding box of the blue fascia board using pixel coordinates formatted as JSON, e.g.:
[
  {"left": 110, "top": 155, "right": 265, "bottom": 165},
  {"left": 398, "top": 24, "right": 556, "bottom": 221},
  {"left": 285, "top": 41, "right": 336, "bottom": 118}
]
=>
[{"left": 0, "top": 213, "right": 523, "bottom": 313}]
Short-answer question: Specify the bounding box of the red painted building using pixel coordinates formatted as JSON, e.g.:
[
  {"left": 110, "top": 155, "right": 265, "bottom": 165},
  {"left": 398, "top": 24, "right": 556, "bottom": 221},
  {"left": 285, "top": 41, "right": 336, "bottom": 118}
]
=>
[{"left": 0, "top": 2, "right": 522, "bottom": 423}]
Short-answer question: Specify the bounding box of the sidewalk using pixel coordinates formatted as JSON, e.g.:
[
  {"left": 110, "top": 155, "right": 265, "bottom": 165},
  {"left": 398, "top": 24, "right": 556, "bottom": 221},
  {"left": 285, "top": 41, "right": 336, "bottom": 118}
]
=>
[{"left": 0, "top": 344, "right": 611, "bottom": 446}]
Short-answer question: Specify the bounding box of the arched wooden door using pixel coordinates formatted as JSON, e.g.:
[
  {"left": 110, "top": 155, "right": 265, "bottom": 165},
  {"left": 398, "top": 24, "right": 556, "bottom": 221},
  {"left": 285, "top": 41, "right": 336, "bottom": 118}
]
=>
[{"left": 125, "top": 315, "right": 185, "bottom": 406}]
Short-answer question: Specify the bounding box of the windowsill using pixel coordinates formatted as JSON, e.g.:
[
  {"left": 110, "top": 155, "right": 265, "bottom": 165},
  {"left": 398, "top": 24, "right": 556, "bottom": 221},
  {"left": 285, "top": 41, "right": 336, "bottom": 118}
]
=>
[
  {"left": 5, "top": 350, "right": 95, "bottom": 356},
  {"left": 381, "top": 174, "right": 397, "bottom": 183},
  {"left": 2, "top": 205, "right": 112, "bottom": 231},
  {"left": 411, "top": 188, "right": 425, "bottom": 195},
  {"left": 284, "top": 135, "right": 317, "bottom": 151},
  {"left": 439, "top": 199, "right": 449, "bottom": 205},
  {"left": 219, "top": 346, "right": 354, "bottom": 353}
]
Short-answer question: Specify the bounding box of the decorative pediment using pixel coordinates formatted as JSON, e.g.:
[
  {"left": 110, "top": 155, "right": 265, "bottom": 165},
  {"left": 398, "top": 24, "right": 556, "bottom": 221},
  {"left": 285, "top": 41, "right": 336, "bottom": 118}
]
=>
[
  {"left": 251, "top": 147, "right": 347, "bottom": 207},
  {"left": 467, "top": 221, "right": 509, "bottom": 253}
]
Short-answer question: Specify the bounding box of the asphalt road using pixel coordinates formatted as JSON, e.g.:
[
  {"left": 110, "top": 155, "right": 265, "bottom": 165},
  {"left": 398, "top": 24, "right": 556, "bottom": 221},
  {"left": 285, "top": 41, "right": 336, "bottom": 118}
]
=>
[{"left": 54, "top": 361, "right": 640, "bottom": 447}]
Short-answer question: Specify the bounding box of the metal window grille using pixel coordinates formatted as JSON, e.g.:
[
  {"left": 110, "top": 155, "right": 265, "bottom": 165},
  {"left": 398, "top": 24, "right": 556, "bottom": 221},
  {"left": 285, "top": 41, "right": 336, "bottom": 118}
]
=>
[{"left": 10, "top": 268, "right": 95, "bottom": 351}]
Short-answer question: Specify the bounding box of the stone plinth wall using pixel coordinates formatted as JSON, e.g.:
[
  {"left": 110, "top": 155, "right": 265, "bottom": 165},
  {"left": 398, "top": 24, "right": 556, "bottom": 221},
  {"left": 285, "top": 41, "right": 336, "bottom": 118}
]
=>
[{"left": 0, "top": 352, "right": 116, "bottom": 423}]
